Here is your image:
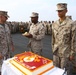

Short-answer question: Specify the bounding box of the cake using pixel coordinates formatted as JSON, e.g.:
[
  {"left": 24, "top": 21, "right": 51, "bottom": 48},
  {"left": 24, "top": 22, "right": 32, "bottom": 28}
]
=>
[
  {"left": 22, "top": 32, "right": 30, "bottom": 36},
  {"left": 10, "top": 52, "right": 54, "bottom": 75}
]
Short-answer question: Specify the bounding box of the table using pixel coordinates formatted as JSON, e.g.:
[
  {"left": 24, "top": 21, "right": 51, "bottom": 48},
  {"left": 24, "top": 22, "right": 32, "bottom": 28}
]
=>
[{"left": 1, "top": 58, "right": 67, "bottom": 75}]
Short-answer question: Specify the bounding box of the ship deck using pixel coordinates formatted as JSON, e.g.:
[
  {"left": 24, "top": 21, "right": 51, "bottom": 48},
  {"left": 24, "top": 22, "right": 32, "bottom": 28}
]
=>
[{"left": 12, "top": 33, "right": 53, "bottom": 60}]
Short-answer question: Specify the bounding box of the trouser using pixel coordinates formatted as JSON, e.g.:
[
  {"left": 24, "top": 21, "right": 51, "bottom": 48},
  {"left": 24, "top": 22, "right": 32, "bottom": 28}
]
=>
[
  {"left": 28, "top": 47, "right": 42, "bottom": 56},
  {"left": 53, "top": 55, "right": 73, "bottom": 75}
]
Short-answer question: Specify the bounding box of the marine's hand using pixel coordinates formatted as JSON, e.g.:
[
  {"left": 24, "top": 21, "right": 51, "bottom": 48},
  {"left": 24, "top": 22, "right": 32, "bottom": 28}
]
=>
[
  {"left": 0, "top": 54, "right": 3, "bottom": 59},
  {"left": 26, "top": 33, "right": 32, "bottom": 38},
  {"left": 69, "top": 55, "right": 74, "bottom": 61}
]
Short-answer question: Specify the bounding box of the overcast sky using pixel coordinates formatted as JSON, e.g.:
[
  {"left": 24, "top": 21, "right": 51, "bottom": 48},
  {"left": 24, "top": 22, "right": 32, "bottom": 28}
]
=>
[{"left": 0, "top": 0, "right": 76, "bottom": 22}]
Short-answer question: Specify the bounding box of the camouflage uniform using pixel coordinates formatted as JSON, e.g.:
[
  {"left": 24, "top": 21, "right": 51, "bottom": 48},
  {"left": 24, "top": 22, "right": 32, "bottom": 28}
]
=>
[
  {"left": 0, "top": 24, "right": 13, "bottom": 71},
  {"left": 28, "top": 22, "right": 45, "bottom": 55},
  {"left": 70, "top": 21, "right": 76, "bottom": 73},
  {"left": 52, "top": 17, "right": 75, "bottom": 74}
]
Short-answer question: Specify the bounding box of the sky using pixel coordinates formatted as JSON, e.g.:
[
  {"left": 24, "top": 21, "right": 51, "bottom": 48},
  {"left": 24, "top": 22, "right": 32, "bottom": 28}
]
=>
[{"left": 0, "top": 0, "right": 76, "bottom": 22}]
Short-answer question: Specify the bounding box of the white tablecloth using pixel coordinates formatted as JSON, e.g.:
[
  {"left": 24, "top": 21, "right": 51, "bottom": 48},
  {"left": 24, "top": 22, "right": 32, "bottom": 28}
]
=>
[{"left": 1, "top": 58, "right": 67, "bottom": 75}]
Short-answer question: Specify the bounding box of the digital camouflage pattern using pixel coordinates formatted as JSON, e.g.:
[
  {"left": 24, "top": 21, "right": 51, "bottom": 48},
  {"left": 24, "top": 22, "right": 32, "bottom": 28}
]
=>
[
  {"left": 52, "top": 17, "right": 75, "bottom": 75},
  {"left": 52, "top": 17, "right": 74, "bottom": 58},
  {"left": 0, "top": 24, "right": 13, "bottom": 71},
  {"left": 28, "top": 22, "right": 46, "bottom": 55},
  {"left": 71, "top": 21, "right": 76, "bottom": 67}
]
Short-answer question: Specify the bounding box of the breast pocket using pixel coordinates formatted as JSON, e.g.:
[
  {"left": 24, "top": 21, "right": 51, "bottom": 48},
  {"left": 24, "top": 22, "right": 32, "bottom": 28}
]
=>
[{"left": 63, "top": 29, "right": 71, "bottom": 44}]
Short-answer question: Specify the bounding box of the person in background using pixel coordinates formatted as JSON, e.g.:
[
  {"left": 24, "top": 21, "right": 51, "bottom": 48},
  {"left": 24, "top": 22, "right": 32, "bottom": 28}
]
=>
[
  {"left": 0, "top": 10, "right": 14, "bottom": 75},
  {"left": 24, "top": 12, "right": 46, "bottom": 55},
  {"left": 52, "top": 3, "right": 75, "bottom": 75}
]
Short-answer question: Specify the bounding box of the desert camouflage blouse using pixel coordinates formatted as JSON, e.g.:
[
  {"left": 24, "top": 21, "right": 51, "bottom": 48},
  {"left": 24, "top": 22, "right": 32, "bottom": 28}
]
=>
[
  {"left": 0, "top": 24, "right": 12, "bottom": 58},
  {"left": 52, "top": 17, "right": 76, "bottom": 57}
]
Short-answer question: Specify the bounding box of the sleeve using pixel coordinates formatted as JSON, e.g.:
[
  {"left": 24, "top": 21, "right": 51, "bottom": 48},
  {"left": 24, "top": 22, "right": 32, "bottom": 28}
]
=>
[
  {"left": 51, "top": 24, "right": 55, "bottom": 51},
  {"left": 7, "top": 24, "right": 14, "bottom": 52},
  {"left": 10, "top": 33, "right": 14, "bottom": 52},
  {"left": 0, "top": 26, "right": 8, "bottom": 56},
  {"left": 70, "top": 22, "right": 76, "bottom": 56}
]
